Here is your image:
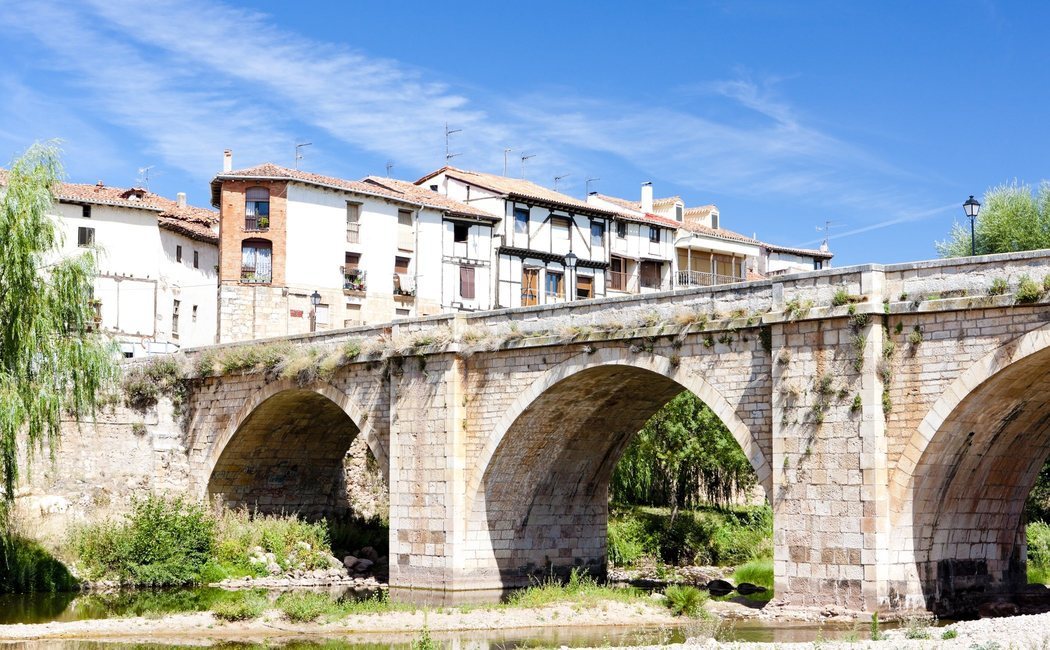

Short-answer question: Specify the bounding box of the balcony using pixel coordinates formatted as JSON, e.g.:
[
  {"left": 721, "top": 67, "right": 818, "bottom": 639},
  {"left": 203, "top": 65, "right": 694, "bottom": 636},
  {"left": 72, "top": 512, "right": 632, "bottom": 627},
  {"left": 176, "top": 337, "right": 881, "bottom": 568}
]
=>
[
  {"left": 244, "top": 215, "right": 270, "bottom": 232},
  {"left": 608, "top": 270, "right": 639, "bottom": 294},
  {"left": 676, "top": 270, "right": 741, "bottom": 288},
  {"left": 241, "top": 266, "right": 271, "bottom": 284},
  {"left": 342, "top": 267, "right": 366, "bottom": 293},
  {"left": 393, "top": 273, "right": 415, "bottom": 301}
]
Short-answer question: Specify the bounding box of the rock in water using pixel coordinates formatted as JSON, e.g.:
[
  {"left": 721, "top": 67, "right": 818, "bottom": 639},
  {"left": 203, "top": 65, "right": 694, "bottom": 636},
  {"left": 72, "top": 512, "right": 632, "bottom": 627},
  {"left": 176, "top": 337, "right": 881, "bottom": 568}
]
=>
[
  {"left": 343, "top": 555, "right": 359, "bottom": 569},
  {"left": 354, "top": 558, "right": 374, "bottom": 572},
  {"left": 707, "top": 579, "right": 734, "bottom": 597},
  {"left": 359, "top": 546, "right": 380, "bottom": 562}
]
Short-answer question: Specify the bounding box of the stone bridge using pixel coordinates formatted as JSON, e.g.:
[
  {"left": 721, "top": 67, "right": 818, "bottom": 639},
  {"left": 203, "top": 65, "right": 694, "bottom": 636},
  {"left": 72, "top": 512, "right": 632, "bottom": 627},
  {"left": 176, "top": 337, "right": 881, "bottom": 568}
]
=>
[{"left": 37, "top": 250, "right": 1050, "bottom": 615}]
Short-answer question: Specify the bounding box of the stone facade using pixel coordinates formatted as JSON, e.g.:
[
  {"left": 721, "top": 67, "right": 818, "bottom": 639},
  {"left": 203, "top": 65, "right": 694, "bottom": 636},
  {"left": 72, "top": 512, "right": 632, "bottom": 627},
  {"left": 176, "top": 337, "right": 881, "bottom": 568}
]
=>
[{"left": 18, "top": 250, "right": 1050, "bottom": 615}]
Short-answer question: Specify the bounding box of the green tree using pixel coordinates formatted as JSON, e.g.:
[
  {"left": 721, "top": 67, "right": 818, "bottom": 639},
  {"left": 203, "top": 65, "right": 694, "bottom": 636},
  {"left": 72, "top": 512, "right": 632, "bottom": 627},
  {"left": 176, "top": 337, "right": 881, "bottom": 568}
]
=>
[
  {"left": 0, "top": 143, "right": 117, "bottom": 499},
  {"left": 611, "top": 392, "right": 757, "bottom": 512},
  {"left": 936, "top": 181, "right": 1050, "bottom": 257}
]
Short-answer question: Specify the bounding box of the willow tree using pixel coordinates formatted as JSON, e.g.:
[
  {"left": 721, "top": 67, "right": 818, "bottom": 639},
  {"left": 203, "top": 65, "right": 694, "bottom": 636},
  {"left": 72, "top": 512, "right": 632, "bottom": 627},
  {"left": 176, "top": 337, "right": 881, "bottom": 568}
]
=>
[{"left": 0, "top": 143, "right": 117, "bottom": 500}]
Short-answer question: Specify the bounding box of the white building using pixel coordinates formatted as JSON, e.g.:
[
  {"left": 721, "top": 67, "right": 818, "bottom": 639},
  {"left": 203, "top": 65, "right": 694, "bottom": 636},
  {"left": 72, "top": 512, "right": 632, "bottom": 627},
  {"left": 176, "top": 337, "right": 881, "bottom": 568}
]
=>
[
  {"left": 210, "top": 160, "right": 496, "bottom": 342},
  {"left": 0, "top": 172, "right": 220, "bottom": 356},
  {"left": 417, "top": 167, "right": 618, "bottom": 309},
  {"left": 760, "top": 242, "right": 834, "bottom": 276}
]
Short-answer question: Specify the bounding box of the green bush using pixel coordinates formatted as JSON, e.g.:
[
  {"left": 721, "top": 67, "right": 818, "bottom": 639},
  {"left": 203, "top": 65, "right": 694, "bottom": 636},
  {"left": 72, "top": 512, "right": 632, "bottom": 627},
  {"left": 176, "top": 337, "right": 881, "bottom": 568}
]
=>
[
  {"left": 213, "top": 508, "right": 331, "bottom": 576},
  {"left": 989, "top": 277, "right": 1009, "bottom": 296},
  {"left": 1028, "top": 521, "right": 1050, "bottom": 584},
  {"left": 72, "top": 494, "right": 214, "bottom": 586},
  {"left": 663, "top": 584, "right": 707, "bottom": 616},
  {"left": 1016, "top": 274, "right": 1044, "bottom": 303},
  {"left": 607, "top": 516, "right": 649, "bottom": 566},
  {"left": 122, "top": 356, "right": 186, "bottom": 411},
  {"left": 211, "top": 591, "right": 270, "bottom": 621},
  {"left": 0, "top": 531, "right": 77, "bottom": 593}
]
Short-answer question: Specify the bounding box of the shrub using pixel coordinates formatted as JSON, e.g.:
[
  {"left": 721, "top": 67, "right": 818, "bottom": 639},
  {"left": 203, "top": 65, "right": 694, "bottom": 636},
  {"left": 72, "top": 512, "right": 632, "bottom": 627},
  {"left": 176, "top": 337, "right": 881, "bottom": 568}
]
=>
[
  {"left": 211, "top": 591, "right": 269, "bottom": 621},
  {"left": 902, "top": 611, "right": 935, "bottom": 639},
  {"left": 213, "top": 508, "right": 331, "bottom": 576},
  {"left": 1016, "top": 274, "right": 1044, "bottom": 303},
  {"left": 0, "top": 530, "right": 77, "bottom": 593},
  {"left": 122, "top": 356, "right": 186, "bottom": 411},
  {"left": 608, "top": 516, "right": 649, "bottom": 567},
  {"left": 72, "top": 494, "right": 214, "bottom": 586},
  {"left": 732, "top": 556, "right": 773, "bottom": 592},
  {"left": 942, "top": 628, "right": 958, "bottom": 639},
  {"left": 663, "top": 584, "right": 707, "bottom": 616},
  {"left": 1028, "top": 521, "right": 1050, "bottom": 583},
  {"left": 989, "top": 277, "right": 1009, "bottom": 295},
  {"left": 831, "top": 288, "right": 850, "bottom": 307}
]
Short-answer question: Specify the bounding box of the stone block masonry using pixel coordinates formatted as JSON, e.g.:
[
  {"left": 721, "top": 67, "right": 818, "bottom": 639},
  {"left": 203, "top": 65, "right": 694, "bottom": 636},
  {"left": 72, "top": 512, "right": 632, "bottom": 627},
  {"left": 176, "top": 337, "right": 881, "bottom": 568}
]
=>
[{"left": 17, "top": 249, "right": 1050, "bottom": 616}]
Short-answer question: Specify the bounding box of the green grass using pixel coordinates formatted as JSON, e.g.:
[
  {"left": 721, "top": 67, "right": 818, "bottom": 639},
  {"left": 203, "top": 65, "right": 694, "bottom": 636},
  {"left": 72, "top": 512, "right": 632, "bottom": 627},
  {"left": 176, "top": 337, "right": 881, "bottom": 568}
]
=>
[
  {"left": 663, "top": 584, "right": 708, "bottom": 616},
  {"left": 607, "top": 504, "right": 772, "bottom": 568},
  {"left": 211, "top": 591, "right": 270, "bottom": 621},
  {"left": 0, "top": 531, "right": 77, "bottom": 593},
  {"left": 731, "top": 556, "right": 774, "bottom": 601},
  {"left": 505, "top": 568, "right": 645, "bottom": 609},
  {"left": 212, "top": 508, "right": 332, "bottom": 578},
  {"left": 277, "top": 591, "right": 347, "bottom": 622}
]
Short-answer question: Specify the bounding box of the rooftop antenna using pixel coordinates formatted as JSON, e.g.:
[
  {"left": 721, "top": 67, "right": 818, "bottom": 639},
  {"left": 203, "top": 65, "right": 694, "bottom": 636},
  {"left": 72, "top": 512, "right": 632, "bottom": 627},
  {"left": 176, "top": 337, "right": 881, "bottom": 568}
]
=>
[
  {"left": 815, "top": 220, "right": 842, "bottom": 251},
  {"left": 503, "top": 148, "right": 513, "bottom": 176},
  {"left": 554, "top": 174, "right": 570, "bottom": 192},
  {"left": 520, "top": 152, "right": 535, "bottom": 179},
  {"left": 445, "top": 122, "right": 462, "bottom": 163},
  {"left": 295, "top": 142, "right": 312, "bottom": 170},
  {"left": 586, "top": 177, "right": 600, "bottom": 195},
  {"left": 136, "top": 165, "right": 154, "bottom": 190},
  {"left": 385, "top": 161, "right": 394, "bottom": 176}
]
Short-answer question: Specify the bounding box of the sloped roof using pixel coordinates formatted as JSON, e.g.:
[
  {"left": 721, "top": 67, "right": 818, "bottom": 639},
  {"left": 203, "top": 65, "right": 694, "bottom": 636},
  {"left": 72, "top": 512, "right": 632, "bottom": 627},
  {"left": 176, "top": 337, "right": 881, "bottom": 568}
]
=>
[
  {"left": 417, "top": 166, "right": 617, "bottom": 217},
  {"left": 361, "top": 176, "right": 497, "bottom": 221},
  {"left": 764, "top": 241, "right": 834, "bottom": 259},
  {"left": 0, "top": 169, "right": 218, "bottom": 243},
  {"left": 590, "top": 193, "right": 681, "bottom": 229},
  {"left": 212, "top": 163, "right": 491, "bottom": 219},
  {"left": 680, "top": 220, "right": 761, "bottom": 246}
]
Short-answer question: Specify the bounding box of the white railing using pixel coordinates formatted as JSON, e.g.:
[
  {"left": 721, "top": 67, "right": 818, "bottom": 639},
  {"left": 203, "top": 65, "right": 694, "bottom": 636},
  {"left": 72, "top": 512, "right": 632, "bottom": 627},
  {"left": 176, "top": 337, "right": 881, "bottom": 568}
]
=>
[{"left": 676, "top": 270, "right": 741, "bottom": 288}]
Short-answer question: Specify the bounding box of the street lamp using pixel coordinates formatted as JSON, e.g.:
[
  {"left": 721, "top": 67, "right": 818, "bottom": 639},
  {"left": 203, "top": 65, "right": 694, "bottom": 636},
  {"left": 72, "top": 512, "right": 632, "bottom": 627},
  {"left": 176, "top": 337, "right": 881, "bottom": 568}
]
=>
[
  {"left": 963, "top": 195, "right": 981, "bottom": 256},
  {"left": 310, "top": 290, "right": 321, "bottom": 333},
  {"left": 564, "top": 252, "right": 578, "bottom": 302}
]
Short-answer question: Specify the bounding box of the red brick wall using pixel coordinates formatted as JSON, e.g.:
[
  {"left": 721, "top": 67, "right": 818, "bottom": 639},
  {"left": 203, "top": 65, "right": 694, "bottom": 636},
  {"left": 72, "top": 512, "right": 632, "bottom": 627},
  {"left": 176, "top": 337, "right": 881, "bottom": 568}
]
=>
[{"left": 218, "top": 180, "right": 288, "bottom": 286}]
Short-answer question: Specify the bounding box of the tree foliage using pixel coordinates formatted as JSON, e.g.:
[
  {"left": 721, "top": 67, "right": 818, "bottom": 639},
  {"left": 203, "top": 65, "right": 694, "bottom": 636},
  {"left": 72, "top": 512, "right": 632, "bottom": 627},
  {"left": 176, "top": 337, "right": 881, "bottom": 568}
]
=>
[
  {"left": 611, "top": 391, "right": 758, "bottom": 509},
  {"left": 0, "top": 143, "right": 117, "bottom": 499},
  {"left": 937, "top": 181, "right": 1050, "bottom": 257}
]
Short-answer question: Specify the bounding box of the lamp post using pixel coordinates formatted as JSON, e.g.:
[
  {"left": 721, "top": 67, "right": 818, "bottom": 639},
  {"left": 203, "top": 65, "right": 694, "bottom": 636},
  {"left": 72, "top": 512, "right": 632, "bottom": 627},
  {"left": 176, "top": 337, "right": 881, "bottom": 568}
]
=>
[
  {"left": 564, "top": 252, "right": 578, "bottom": 302},
  {"left": 310, "top": 290, "right": 321, "bottom": 333},
  {"left": 963, "top": 195, "right": 981, "bottom": 256}
]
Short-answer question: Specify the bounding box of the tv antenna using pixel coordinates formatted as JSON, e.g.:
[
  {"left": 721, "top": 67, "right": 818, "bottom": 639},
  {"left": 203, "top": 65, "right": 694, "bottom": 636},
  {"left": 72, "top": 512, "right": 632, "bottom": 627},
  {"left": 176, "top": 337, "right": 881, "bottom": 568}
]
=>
[
  {"left": 295, "top": 142, "right": 312, "bottom": 169},
  {"left": 503, "top": 148, "right": 513, "bottom": 176},
  {"left": 136, "top": 166, "right": 154, "bottom": 190},
  {"left": 445, "top": 122, "right": 461, "bottom": 163},
  {"left": 385, "top": 161, "right": 394, "bottom": 176},
  {"left": 554, "top": 174, "right": 570, "bottom": 192},
  {"left": 586, "top": 177, "right": 600, "bottom": 195},
  {"left": 520, "top": 152, "right": 535, "bottom": 178},
  {"left": 815, "top": 220, "right": 842, "bottom": 250}
]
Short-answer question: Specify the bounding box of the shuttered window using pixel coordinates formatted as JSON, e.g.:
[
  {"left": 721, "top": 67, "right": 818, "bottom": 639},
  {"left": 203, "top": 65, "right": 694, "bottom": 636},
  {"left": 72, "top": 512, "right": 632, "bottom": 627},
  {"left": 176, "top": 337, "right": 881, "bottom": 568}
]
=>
[{"left": 459, "top": 266, "right": 475, "bottom": 300}]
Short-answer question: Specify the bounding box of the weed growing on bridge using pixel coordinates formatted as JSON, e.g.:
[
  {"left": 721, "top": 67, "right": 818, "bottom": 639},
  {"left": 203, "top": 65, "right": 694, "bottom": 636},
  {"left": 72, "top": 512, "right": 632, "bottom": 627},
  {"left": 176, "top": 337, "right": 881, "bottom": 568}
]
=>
[
  {"left": 122, "top": 356, "right": 187, "bottom": 411},
  {"left": 832, "top": 287, "right": 864, "bottom": 307},
  {"left": 990, "top": 277, "right": 1009, "bottom": 295},
  {"left": 1016, "top": 274, "right": 1045, "bottom": 303},
  {"left": 850, "top": 394, "right": 862, "bottom": 414},
  {"left": 811, "top": 375, "right": 835, "bottom": 425},
  {"left": 673, "top": 310, "right": 708, "bottom": 329},
  {"left": 908, "top": 325, "right": 924, "bottom": 347}
]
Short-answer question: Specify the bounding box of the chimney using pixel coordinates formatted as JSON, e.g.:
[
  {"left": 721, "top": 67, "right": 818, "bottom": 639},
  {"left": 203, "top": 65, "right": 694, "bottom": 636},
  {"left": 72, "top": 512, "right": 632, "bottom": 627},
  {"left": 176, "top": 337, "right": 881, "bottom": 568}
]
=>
[
  {"left": 223, "top": 149, "right": 233, "bottom": 173},
  {"left": 177, "top": 192, "right": 187, "bottom": 208},
  {"left": 641, "top": 181, "right": 653, "bottom": 213}
]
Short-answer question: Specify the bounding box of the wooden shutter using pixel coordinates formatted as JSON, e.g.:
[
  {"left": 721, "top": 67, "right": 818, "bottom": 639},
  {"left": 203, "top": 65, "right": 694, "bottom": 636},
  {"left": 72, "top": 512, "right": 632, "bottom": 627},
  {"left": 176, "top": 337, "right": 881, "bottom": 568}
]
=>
[
  {"left": 576, "top": 275, "right": 593, "bottom": 299},
  {"left": 460, "top": 266, "right": 475, "bottom": 300},
  {"left": 521, "top": 268, "right": 539, "bottom": 306}
]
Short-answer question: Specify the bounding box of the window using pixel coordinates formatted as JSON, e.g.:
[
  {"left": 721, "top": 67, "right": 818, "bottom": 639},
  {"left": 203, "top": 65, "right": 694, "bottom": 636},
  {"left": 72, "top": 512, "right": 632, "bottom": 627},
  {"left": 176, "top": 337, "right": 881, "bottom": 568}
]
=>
[
  {"left": 640, "top": 261, "right": 662, "bottom": 289},
  {"left": 394, "top": 256, "right": 410, "bottom": 274},
  {"left": 649, "top": 227, "right": 660, "bottom": 243},
  {"left": 610, "top": 256, "right": 627, "bottom": 292},
  {"left": 675, "top": 204, "right": 683, "bottom": 222},
  {"left": 453, "top": 223, "right": 470, "bottom": 244},
  {"left": 590, "top": 222, "right": 605, "bottom": 247},
  {"left": 394, "top": 256, "right": 410, "bottom": 295},
  {"left": 545, "top": 270, "right": 564, "bottom": 299},
  {"left": 344, "top": 302, "right": 362, "bottom": 327},
  {"left": 176, "top": 245, "right": 183, "bottom": 262},
  {"left": 514, "top": 207, "right": 529, "bottom": 235},
  {"left": 344, "top": 252, "right": 365, "bottom": 291},
  {"left": 395, "top": 308, "right": 411, "bottom": 317},
  {"left": 521, "top": 268, "right": 539, "bottom": 306},
  {"left": 814, "top": 260, "right": 823, "bottom": 270},
  {"left": 172, "top": 300, "right": 180, "bottom": 337},
  {"left": 192, "top": 305, "right": 198, "bottom": 322},
  {"left": 193, "top": 250, "right": 199, "bottom": 269},
  {"left": 459, "top": 266, "right": 475, "bottom": 300},
  {"left": 616, "top": 221, "right": 626, "bottom": 238},
  {"left": 82, "top": 205, "right": 91, "bottom": 219},
  {"left": 711, "top": 213, "right": 719, "bottom": 229},
  {"left": 240, "top": 240, "right": 272, "bottom": 283},
  {"left": 78, "top": 226, "right": 95, "bottom": 247},
  {"left": 346, "top": 203, "right": 360, "bottom": 243},
  {"left": 397, "top": 210, "right": 413, "bottom": 250},
  {"left": 316, "top": 303, "right": 330, "bottom": 326},
  {"left": 245, "top": 187, "right": 270, "bottom": 230},
  {"left": 550, "top": 217, "right": 570, "bottom": 250},
  {"left": 576, "top": 274, "right": 593, "bottom": 299}
]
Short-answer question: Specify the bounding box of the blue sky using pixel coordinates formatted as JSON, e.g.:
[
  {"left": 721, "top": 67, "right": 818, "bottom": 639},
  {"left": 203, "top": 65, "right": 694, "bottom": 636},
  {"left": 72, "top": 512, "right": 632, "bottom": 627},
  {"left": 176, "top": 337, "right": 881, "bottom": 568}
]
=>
[{"left": 1, "top": 1, "right": 1046, "bottom": 266}]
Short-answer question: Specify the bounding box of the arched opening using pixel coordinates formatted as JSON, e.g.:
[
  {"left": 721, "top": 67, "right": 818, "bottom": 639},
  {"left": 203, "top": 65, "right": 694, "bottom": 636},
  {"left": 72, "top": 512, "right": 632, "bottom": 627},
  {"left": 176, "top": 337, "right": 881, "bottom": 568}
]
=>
[
  {"left": 464, "top": 354, "right": 767, "bottom": 589},
  {"left": 207, "top": 388, "right": 362, "bottom": 518},
  {"left": 904, "top": 344, "right": 1050, "bottom": 614}
]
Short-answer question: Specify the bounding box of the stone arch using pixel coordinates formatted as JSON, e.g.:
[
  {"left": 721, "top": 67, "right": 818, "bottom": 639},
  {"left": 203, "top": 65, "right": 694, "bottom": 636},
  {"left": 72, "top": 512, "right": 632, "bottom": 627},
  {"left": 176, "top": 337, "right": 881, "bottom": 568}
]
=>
[
  {"left": 461, "top": 348, "right": 768, "bottom": 587},
  {"left": 889, "top": 322, "right": 1050, "bottom": 613},
  {"left": 204, "top": 378, "right": 386, "bottom": 517}
]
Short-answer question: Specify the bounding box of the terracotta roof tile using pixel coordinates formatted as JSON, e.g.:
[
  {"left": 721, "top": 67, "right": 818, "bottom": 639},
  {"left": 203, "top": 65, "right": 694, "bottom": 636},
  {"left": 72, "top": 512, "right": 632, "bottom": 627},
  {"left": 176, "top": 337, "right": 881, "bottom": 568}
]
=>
[
  {"left": 213, "top": 163, "right": 492, "bottom": 219},
  {"left": 590, "top": 193, "right": 681, "bottom": 229},
  {"left": 418, "top": 166, "right": 617, "bottom": 217}
]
